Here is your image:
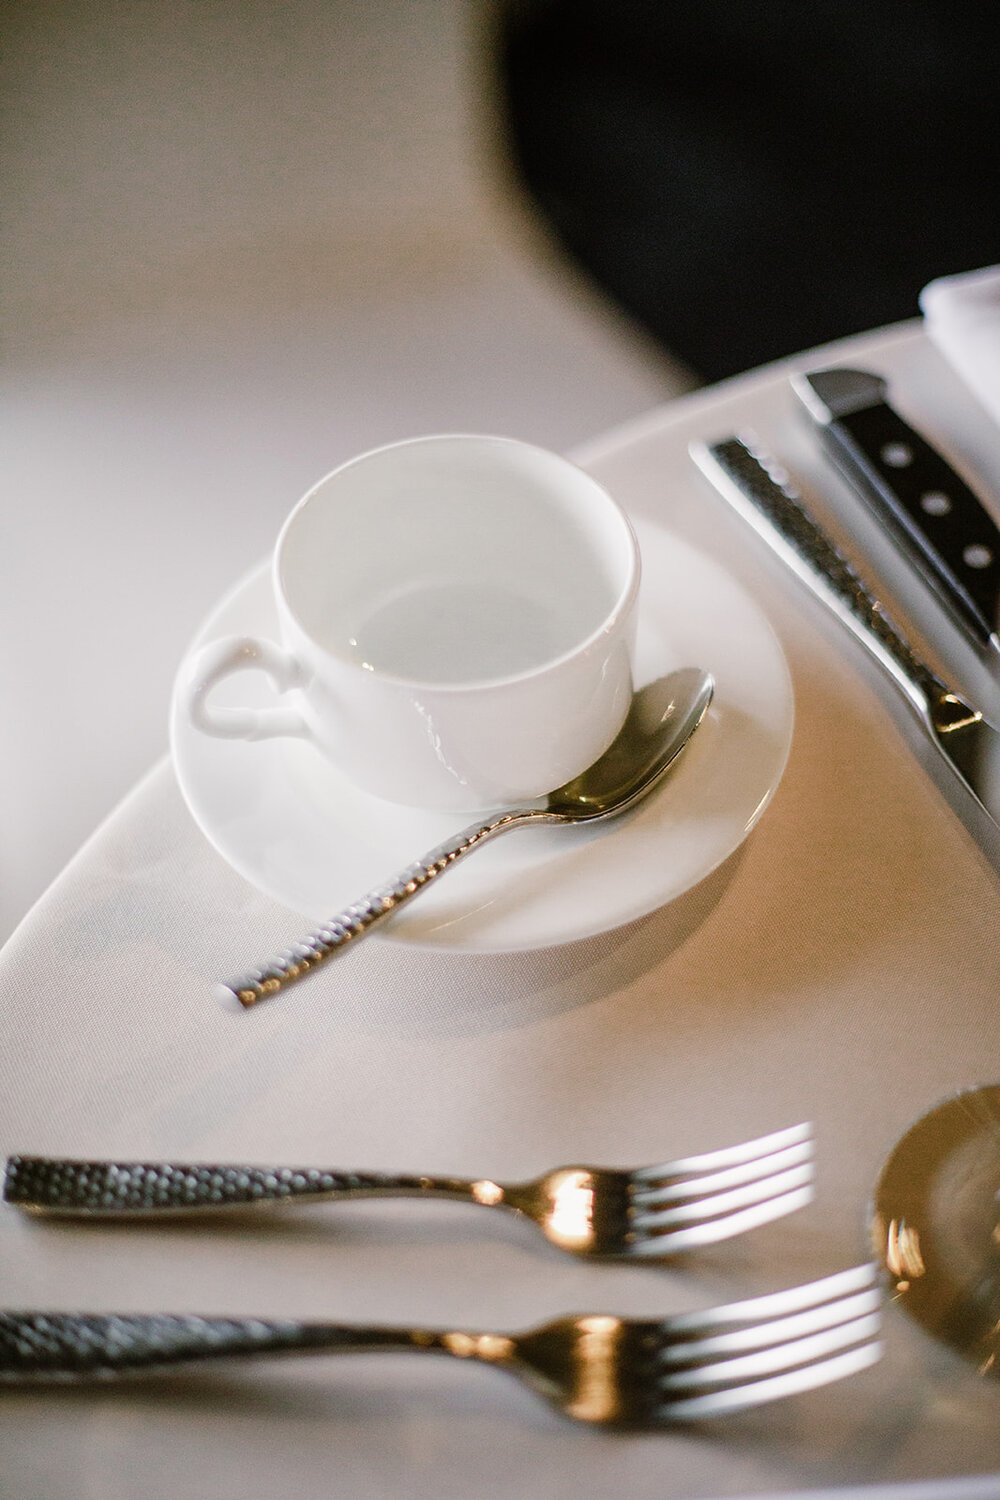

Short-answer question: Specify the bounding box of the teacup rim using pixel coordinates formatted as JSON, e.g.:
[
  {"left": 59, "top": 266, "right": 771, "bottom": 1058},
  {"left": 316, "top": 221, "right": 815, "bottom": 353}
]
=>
[{"left": 270, "top": 431, "right": 642, "bottom": 694}]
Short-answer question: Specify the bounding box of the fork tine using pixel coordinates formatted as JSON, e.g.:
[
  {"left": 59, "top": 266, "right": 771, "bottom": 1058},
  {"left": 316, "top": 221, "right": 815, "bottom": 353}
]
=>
[
  {"left": 661, "top": 1289, "right": 881, "bottom": 1363},
  {"left": 657, "top": 1341, "right": 883, "bottom": 1420},
  {"left": 663, "top": 1311, "right": 881, "bottom": 1389},
  {"left": 630, "top": 1122, "right": 812, "bottom": 1183},
  {"left": 664, "top": 1263, "right": 879, "bottom": 1332},
  {"left": 629, "top": 1163, "right": 814, "bottom": 1246},
  {"left": 671, "top": 1266, "right": 875, "bottom": 1326},
  {"left": 631, "top": 1161, "right": 813, "bottom": 1228},
  {"left": 631, "top": 1137, "right": 814, "bottom": 1206},
  {"left": 629, "top": 1181, "right": 816, "bottom": 1255},
  {"left": 628, "top": 1183, "right": 815, "bottom": 1254},
  {"left": 651, "top": 1265, "right": 882, "bottom": 1419}
]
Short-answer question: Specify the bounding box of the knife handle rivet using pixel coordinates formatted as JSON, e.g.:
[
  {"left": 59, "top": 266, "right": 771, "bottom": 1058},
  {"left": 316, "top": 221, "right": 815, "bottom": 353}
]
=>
[
  {"left": 920, "top": 490, "right": 952, "bottom": 517},
  {"left": 880, "top": 441, "right": 914, "bottom": 468},
  {"left": 963, "top": 544, "right": 994, "bottom": 570}
]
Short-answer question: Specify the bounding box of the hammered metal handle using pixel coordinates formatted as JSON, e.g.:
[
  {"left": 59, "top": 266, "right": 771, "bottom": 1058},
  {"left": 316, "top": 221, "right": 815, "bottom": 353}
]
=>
[
  {"left": 690, "top": 436, "right": 950, "bottom": 717},
  {"left": 0, "top": 1311, "right": 450, "bottom": 1381},
  {"left": 4, "top": 1156, "right": 491, "bottom": 1217},
  {"left": 220, "top": 807, "right": 537, "bottom": 1007}
]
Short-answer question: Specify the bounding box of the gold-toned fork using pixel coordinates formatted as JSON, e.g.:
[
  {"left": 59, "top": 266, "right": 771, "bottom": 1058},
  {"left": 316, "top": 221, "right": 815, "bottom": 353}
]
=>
[
  {"left": 4, "top": 1123, "right": 813, "bottom": 1260},
  {"left": 0, "top": 1266, "right": 882, "bottom": 1424}
]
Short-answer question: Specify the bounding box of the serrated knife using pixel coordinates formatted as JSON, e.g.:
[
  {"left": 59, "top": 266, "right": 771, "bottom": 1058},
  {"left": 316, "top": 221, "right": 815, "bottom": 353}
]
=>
[
  {"left": 792, "top": 367, "right": 1000, "bottom": 655},
  {"left": 689, "top": 435, "right": 1000, "bottom": 833}
]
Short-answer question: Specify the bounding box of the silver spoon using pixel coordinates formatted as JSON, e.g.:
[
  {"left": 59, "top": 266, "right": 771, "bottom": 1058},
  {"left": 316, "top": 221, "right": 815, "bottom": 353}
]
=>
[
  {"left": 220, "top": 668, "right": 714, "bottom": 1008},
  {"left": 871, "top": 1083, "right": 1000, "bottom": 1375}
]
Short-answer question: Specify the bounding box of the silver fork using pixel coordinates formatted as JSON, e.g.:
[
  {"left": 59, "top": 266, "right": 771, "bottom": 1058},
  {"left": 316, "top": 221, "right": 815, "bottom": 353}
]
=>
[
  {"left": 4, "top": 1123, "right": 813, "bottom": 1260},
  {"left": 0, "top": 1265, "right": 882, "bottom": 1423}
]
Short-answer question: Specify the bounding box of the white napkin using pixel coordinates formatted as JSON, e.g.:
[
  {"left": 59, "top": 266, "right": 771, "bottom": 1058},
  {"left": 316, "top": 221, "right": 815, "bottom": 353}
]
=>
[{"left": 920, "top": 265, "right": 1000, "bottom": 429}]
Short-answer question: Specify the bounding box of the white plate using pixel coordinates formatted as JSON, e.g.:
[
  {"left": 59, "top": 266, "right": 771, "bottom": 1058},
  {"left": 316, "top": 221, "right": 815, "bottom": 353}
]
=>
[{"left": 169, "top": 517, "right": 794, "bottom": 952}]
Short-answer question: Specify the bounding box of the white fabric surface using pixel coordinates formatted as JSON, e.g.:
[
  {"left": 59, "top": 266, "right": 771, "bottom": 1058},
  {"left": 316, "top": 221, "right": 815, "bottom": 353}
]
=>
[
  {"left": 921, "top": 266, "right": 1000, "bottom": 430},
  {"left": 4, "top": 324, "right": 1000, "bottom": 1497},
  {"left": 1, "top": 0, "right": 690, "bottom": 950}
]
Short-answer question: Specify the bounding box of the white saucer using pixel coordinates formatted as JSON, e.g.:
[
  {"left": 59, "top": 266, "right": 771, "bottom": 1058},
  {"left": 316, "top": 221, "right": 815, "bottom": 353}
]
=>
[{"left": 169, "top": 518, "right": 794, "bottom": 953}]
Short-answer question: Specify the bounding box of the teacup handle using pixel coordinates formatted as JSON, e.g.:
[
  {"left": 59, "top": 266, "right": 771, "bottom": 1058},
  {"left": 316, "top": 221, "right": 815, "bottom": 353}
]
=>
[{"left": 181, "top": 636, "right": 310, "bottom": 741}]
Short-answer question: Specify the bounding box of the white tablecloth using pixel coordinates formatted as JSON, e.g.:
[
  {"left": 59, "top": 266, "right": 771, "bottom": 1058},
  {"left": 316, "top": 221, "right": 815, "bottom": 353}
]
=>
[{"left": 3, "top": 324, "right": 1000, "bottom": 1499}]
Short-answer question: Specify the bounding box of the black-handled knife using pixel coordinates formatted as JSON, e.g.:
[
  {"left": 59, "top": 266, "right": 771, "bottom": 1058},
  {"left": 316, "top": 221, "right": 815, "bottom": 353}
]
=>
[
  {"left": 689, "top": 435, "right": 1000, "bottom": 836},
  {"left": 792, "top": 367, "right": 1000, "bottom": 655}
]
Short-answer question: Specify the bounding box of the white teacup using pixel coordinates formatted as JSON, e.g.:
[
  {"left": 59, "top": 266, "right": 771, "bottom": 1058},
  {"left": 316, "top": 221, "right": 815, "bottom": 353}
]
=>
[{"left": 179, "top": 434, "right": 640, "bottom": 810}]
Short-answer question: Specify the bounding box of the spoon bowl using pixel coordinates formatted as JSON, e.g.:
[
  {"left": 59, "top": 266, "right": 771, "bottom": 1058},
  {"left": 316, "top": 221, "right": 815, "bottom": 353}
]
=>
[
  {"left": 871, "top": 1083, "right": 1000, "bottom": 1375},
  {"left": 545, "top": 668, "right": 715, "bottom": 821}
]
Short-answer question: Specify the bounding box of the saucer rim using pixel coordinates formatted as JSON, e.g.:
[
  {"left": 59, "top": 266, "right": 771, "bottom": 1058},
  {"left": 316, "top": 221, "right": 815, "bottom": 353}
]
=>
[{"left": 169, "top": 522, "right": 794, "bottom": 954}]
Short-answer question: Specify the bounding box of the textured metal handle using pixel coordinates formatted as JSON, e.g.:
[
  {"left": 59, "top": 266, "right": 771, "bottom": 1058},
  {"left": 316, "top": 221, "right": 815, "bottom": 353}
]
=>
[
  {"left": 690, "top": 437, "right": 951, "bottom": 720},
  {"left": 794, "top": 368, "right": 1000, "bottom": 653},
  {"left": 0, "top": 1312, "right": 457, "bottom": 1381},
  {"left": 219, "top": 807, "right": 538, "bottom": 1007},
  {"left": 4, "top": 1155, "right": 496, "bottom": 1217}
]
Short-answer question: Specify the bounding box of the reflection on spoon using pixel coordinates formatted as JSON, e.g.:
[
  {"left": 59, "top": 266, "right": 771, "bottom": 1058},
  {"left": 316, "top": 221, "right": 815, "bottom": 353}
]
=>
[
  {"left": 871, "top": 1083, "right": 1000, "bottom": 1376},
  {"left": 219, "top": 668, "right": 715, "bottom": 1008}
]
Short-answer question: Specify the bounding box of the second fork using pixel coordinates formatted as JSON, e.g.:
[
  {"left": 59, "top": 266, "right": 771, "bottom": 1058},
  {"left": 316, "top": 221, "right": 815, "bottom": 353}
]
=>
[{"left": 5, "top": 1123, "right": 814, "bottom": 1260}]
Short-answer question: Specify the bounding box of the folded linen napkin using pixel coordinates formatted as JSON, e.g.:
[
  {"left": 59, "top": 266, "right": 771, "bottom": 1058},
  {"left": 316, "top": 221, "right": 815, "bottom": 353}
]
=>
[{"left": 920, "top": 265, "right": 1000, "bottom": 430}]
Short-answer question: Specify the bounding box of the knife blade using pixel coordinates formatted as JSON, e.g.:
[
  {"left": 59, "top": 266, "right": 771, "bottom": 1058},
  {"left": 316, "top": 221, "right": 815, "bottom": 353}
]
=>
[
  {"left": 792, "top": 367, "right": 1000, "bottom": 655},
  {"left": 689, "top": 434, "right": 1000, "bottom": 833}
]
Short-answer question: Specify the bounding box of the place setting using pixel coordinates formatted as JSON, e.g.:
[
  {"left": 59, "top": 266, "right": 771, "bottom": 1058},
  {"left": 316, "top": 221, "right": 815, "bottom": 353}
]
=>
[
  {"left": 168, "top": 432, "right": 794, "bottom": 974},
  {"left": 1, "top": 426, "right": 879, "bottom": 1431},
  {"left": 7, "top": 278, "right": 1000, "bottom": 1492},
  {"left": 12, "top": 0, "right": 1000, "bottom": 1486}
]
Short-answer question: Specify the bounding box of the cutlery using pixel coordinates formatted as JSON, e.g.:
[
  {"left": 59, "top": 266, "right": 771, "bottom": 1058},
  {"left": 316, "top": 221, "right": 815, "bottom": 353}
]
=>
[
  {"left": 871, "top": 1083, "right": 1000, "bottom": 1376},
  {"left": 4, "top": 1122, "right": 812, "bottom": 1258},
  {"left": 0, "top": 1265, "right": 882, "bottom": 1423},
  {"left": 690, "top": 436, "right": 1000, "bottom": 835},
  {"left": 218, "top": 667, "right": 714, "bottom": 1008},
  {"left": 793, "top": 366, "right": 1000, "bottom": 655}
]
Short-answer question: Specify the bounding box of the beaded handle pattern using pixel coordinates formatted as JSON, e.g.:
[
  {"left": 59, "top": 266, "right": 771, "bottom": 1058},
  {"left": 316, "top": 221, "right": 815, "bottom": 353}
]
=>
[
  {"left": 3, "top": 1155, "right": 490, "bottom": 1216},
  {"left": 0, "top": 1312, "right": 444, "bottom": 1380},
  {"left": 220, "top": 807, "right": 538, "bottom": 1007},
  {"left": 692, "top": 437, "right": 949, "bottom": 712}
]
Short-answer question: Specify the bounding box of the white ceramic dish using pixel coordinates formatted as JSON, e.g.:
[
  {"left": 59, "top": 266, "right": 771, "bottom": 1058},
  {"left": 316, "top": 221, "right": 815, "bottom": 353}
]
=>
[
  {"left": 177, "top": 435, "right": 642, "bottom": 811},
  {"left": 169, "top": 517, "right": 794, "bottom": 953}
]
